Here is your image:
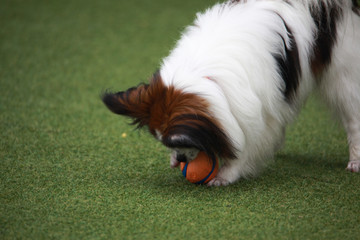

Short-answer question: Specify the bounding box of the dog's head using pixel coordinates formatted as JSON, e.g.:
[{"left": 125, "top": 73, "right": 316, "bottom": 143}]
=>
[{"left": 102, "top": 72, "right": 236, "bottom": 162}]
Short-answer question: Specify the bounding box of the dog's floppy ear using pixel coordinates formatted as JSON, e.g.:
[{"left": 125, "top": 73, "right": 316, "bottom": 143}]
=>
[
  {"left": 162, "top": 114, "right": 237, "bottom": 161},
  {"left": 102, "top": 83, "right": 151, "bottom": 128}
]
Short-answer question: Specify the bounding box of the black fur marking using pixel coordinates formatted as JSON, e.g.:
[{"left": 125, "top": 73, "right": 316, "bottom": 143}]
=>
[
  {"left": 352, "top": 0, "right": 360, "bottom": 15},
  {"left": 310, "top": 1, "right": 343, "bottom": 75},
  {"left": 101, "top": 83, "right": 150, "bottom": 128},
  {"left": 272, "top": 13, "right": 301, "bottom": 102},
  {"left": 162, "top": 114, "right": 237, "bottom": 160},
  {"left": 101, "top": 90, "right": 132, "bottom": 115}
]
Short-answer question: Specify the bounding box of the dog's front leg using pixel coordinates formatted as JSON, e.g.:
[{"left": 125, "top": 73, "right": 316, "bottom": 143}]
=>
[{"left": 207, "top": 159, "right": 243, "bottom": 186}]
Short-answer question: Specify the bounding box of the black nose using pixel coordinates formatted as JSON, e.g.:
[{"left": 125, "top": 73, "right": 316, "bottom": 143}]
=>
[{"left": 176, "top": 154, "right": 187, "bottom": 162}]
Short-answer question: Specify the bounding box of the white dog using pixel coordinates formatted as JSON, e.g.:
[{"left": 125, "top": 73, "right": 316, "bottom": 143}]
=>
[{"left": 103, "top": 0, "right": 360, "bottom": 186}]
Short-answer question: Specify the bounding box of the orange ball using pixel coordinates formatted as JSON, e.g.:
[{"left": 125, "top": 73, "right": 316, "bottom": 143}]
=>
[{"left": 180, "top": 152, "right": 219, "bottom": 184}]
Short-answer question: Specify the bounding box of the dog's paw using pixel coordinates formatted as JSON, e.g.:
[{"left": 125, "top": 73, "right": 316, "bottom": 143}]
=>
[
  {"left": 346, "top": 160, "right": 360, "bottom": 172},
  {"left": 170, "top": 152, "right": 180, "bottom": 168},
  {"left": 207, "top": 177, "right": 230, "bottom": 187}
]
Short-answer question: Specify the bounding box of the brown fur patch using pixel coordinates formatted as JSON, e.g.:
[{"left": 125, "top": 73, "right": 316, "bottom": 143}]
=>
[
  {"left": 145, "top": 73, "right": 212, "bottom": 137},
  {"left": 102, "top": 72, "right": 236, "bottom": 159},
  {"left": 102, "top": 72, "right": 213, "bottom": 136}
]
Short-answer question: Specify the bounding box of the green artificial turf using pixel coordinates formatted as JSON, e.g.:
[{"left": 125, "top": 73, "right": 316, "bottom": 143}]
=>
[{"left": 1, "top": 0, "right": 359, "bottom": 239}]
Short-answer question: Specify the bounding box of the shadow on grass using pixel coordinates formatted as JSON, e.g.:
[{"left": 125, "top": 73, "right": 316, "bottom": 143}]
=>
[
  {"left": 132, "top": 152, "right": 351, "bottom": 199},
  {"left": 275, "top": 152, "right": 347, "bottom": 172},
  {"left": 96, "top": 149, "right": 352, "bottom": 207}
]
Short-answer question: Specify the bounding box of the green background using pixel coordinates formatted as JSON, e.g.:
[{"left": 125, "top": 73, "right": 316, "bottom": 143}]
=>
[{"left": 1, "top": 0, "right": 359, "bottom": 239}]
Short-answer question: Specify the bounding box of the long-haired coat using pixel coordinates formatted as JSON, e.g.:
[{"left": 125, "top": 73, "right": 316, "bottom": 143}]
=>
[{"left": 102, "top": 0, "right": 360, "bottom": 186}]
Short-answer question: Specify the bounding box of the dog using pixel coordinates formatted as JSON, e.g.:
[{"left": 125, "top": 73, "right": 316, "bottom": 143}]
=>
[{"left": 102, "top": 0, "right": 360, "bottom": 186}]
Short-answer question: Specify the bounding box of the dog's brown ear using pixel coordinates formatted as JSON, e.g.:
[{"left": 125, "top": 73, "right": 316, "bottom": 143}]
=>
[{"left": 102, "top": 84, "right": 151, "bottom": 128}]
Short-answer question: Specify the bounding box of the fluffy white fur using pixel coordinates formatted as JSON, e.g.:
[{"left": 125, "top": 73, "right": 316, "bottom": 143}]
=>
[{"left": 159, "top": 0, "right": 360, "bottom": 186}]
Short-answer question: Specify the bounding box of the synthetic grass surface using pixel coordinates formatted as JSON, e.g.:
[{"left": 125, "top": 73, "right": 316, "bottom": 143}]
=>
[{"left": 1, "top": 0, "right": 359, "bottom": 239}]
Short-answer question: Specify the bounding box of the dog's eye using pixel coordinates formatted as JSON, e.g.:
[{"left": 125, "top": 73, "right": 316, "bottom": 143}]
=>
[{"left": 163, "top": 134, "right": 195, "bottom": 149}]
